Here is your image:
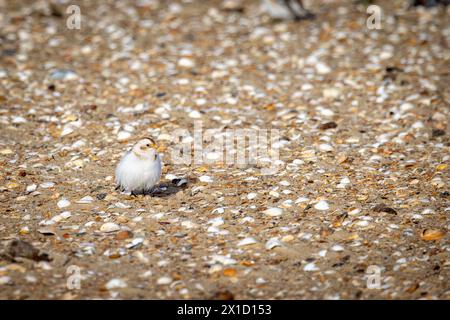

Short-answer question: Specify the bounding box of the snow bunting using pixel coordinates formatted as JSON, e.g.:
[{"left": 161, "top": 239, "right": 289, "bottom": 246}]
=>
[
  {"left": 261, "top": 0, "right": 314, "bottom": 20},
  {"left": 115, "top": 137, "right": 162, "bottom": 195}
]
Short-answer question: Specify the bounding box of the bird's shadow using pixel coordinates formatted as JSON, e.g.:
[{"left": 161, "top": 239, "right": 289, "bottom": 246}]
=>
[
  {"left": 144, "top": 177, "right": 195, "bottom": 198},
  {"left": 149, "top": 183, "right": 185, "bottom": 198},
  {"left": 116, "top": 177, "right": 195, "bottom": 198}
]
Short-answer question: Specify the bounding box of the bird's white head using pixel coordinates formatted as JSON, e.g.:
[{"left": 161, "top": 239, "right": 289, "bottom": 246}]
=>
[{"left": 131, "top": 137, "right": 159, "bottom": 160}]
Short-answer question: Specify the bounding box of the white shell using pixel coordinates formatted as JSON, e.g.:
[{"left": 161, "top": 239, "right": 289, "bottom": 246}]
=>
[
  {"left": 100, "top": 222, "right": 120, "bottom": 233},
  {"left": 237, "top": 237, "right": 258, "bottom": 247},
  {"left": 304, "top": 262, "right": 319, "bottom": 271},
  {"left": 314, "top": 200, "right": 329, "bottom": 211},
  {"left": 263, "top": 207, "right": 283, "bottom": 217},
  {"left": 105, "top": 278, "right": 127, "bottom": 290},
  {"left": 57, "top": 198, "right": 71, "bottom": 208},
  {"left": 265, "top": 237, "right": 283, "bottom": 250}
]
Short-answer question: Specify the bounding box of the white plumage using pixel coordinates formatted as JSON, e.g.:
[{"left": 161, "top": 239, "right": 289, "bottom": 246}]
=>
[
  {"left": 260, "top": 0, "right": 312, "bottom": 20},
  {"left": 115, "top": 137, "right": 162, "bottom": 195}
]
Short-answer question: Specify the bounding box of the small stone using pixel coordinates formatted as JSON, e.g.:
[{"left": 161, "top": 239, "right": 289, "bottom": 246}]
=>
[
  {"left": 319, "top": 144, "right": 334, "bottom": 152},
  {"left": 237, "top": 237, "right": 257, "bottom": 247},
  {"left": 115, "top": 230, "right": 133, "bottom": 240},
  {"left": 38, "top": 226, "right": 56, "bottom": 236},
  {"left": 181, "top": 220, "right": 197, "bottom": 229},
  {"left": 322, "top": 87, "right": 341, "bottom": 99},
  {"left": 76, "top": 196, "right": 94, "bottom": 204},
  {"left": 222, "top": 0, "right": 244, "bottom": 12},
  {"left": 96, "top": 193, "right": 107, "bottom": 200},
  {"left": 263, "top": 207, "right": 283, "bottom": 217},
  {"left": 432, "top": 129, "right": 445, "bottom": 137},
  {"left": 49, "top": 69, "right": 78, "bottom": 81},
  {"left": 420, "top": 229, "right": 446, "bottom": 241},
  {"left": 157, "top": 276, "right": 173, "bottom": 285},
  {"left": 126, "top": 238, "right": 144, "bottom": 249},
  {"left": 247, "top": 192, "right": 257, "bottom": 200},
  {"left": 400, "top": 102, "right": 414, "bottom": 112},
  {"left": 372, "top": 203, "right": 397, "bottom": 214},
  {"left": 105, "top": 278, "right": 127, "bottom": 290},
  {"left": 40, "top": 182, "right": 55, "bottom": 188},
  {"left": 304, "top": 262, "right": 319, "bottom": 271},
  {"left": 12, "top": 116, "right": 27, "bottom": 124},
  {"left": 318, "top": 122, "right": 338, "bottom": 130},
  {"left": 60, "top": 126, "right": 74, "bottom": 137},
  {"left": 314, "top": 200, "right": 330, "bottom": 211},
  {"left": 331, "top": 244, "right": 344, "bottom": 252},
  {"left": 0, "top": 276, "right": 12, "bottom": 285},
  {"left": 188, "top": 110, "right": 202, "bottom": 119},
  {"left": 100, "top": 222, "right": 120, "bottom": 233},
  {"left": 281, "top": 235, "right": 294, "bottom": 242},
  {"left": 178, "top": 57, "right": 195, "bottom": 68},
  {"left": 265, "top": 237, "right": 283, "bottom": 250},
  {"left": 57, "top": 198, "right": 71, "bottom": 208},
  {"left": 26, "top": 184, "right": 37, "bottom": 193},
  {"left": 208, "top": 217, "right": 224, "bottom": 227},
  {"left": 0, "top": 148, "right": 13, "bottom": 155},
  {"left": 355, "top": 220, "right": 370, "bottom": 227},
  {"left": 316, "top": 62, "right": 331, "bottom": 74},
  {"left": 117, "top": 131, "right": 132, "bottom": 141},
  {"left": 199, "top": 175, "right": 213, "bottom": 183}
]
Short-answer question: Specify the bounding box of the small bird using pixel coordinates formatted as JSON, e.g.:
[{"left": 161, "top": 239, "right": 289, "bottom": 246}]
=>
[
  {"left": 261, "top": 0, "right": 314, "bottom": 20},
  {"left": 115, "top": 137, "right": 162, "bottom": 196}
]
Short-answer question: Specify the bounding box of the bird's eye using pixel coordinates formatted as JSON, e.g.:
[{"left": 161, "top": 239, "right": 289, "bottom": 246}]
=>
[{"left": 146, "top": 144, "right": 150, "bottom": 147}]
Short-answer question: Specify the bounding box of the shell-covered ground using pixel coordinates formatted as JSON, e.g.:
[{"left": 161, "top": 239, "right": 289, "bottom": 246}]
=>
[{"left": 0, "top": 0, "right": 449, "bottom": 299}]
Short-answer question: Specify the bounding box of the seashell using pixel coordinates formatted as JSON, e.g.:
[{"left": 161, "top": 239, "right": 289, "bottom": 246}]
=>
[
  {"left": 57, "top": 198, "right": 71, "bottom": 208},
  {"left": 237, "top": 237, "right": 257, "bottom": 247},
  {"left": 77, "top": 196, "right": 94, "bottom": 204},
  {"left": 304, "top": 262, "right": 319, "bottom": 271},
  {"left": 265, "top": 237, "right": 283, "bottom": 250},
  {"left": 263, "top": 207, "right": 283, "bottom": 217},
  {"left": 105, "top": 278, "right": 127, "bottom": 290},
  {"left": 100, "top": 222, "right": 120, "bottom": 233},
  {"left": 314, "top": 200, "right": 329, "bottom": 211},
  {"left": 420, "top": 229, "right": 446, "bottom": 241}
]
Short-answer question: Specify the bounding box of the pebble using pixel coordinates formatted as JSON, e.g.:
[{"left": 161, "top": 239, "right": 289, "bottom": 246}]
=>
[
  {"left": 199, "top": 175, "right": 213, "bottom": 183},
  {"left": 105, "top": 278, "right": 127, "bottom": 290},
  {"left": 26, "top": 184, "right": 37, "bottom": 193},
  {"left": 126, "top": 237, "right": 144, "bottom": 249},
  {"left": 237, "top": 237, "right": 258, "bottom": 247},
  {"left": 316, "top": 62, "right": 332, "bottom": 74},
  {"left": 49, "top": 69, "right": 78, "bottom": 81},
  {"left": 157, "top": 276, "right": 173, "bottom": 285},
  {"left": 265, "top": 238, "right": 283, "bottom": 250},
  {"left": 208, "top": 217, "right": 224, "bottom": 227},
  {"left": 40, "top": 182, "right": 55, "bottom": 188},
  {"left": 117, "top": 131, "right": 132, "bottom": 141},
  {"left": 314, "top": 201, "right": 330, "bottom": 211},
  {"left": 0, "top": 276, "right": 12, "bottom": 285},
  {"left": 178, "top": 57, "right": 195, "bottom": 68},
  {"left": 188, "top": 110, "right": 202, "bottom": 119},
  {"left": 181, "top": 220, "right": 197, "bottom": 229},
  {"left": 57, "top": 198, "right": 71, "bottom": 208},
  {"left": 77, "top": 196, "right": 94, "bottom": 204},
  {"left": 319, "top": 144, "right": 334, "bottom": 152},
  {"left": 304, "top": 262, "right": 319, "bottom": 271},
  {"left": 263, "top": 207, "right": 283, "bottom": 217},
  {"left": 247, "top": 192, "right": 257, "bottom": 200},
  {"left": 331, "top": 245, "right": 344, "bottom": 252},
  {"left": 100, "top": 222, "right": 120, "bottom": 233},
  {"left": 210, "top": 254, "right": 237, "bottom": 265},
  {"left": 322, "top": 87, "right": 341, "bottom": 99}
]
